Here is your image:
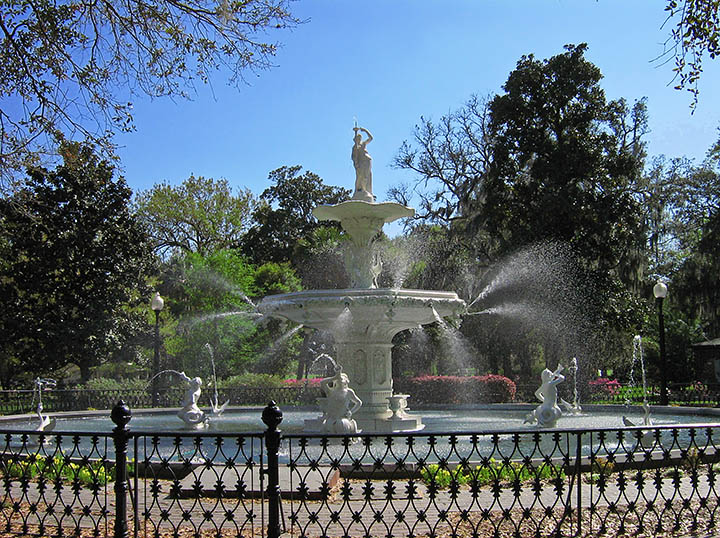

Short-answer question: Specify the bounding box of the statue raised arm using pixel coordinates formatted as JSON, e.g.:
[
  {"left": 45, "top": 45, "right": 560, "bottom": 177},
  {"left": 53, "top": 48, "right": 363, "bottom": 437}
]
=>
[{"left": 351, "top": 126, "right": 374, "bottom": 202}]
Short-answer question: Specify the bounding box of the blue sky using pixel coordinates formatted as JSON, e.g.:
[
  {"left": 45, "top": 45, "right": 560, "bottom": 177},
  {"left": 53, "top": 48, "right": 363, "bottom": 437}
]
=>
[{"left": 115, "top": 0, "right": 720, "bottom": 207}]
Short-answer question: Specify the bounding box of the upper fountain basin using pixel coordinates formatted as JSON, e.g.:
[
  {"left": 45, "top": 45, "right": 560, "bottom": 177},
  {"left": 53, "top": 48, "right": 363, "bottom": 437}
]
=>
[
  {"left": 258, "top": 288, "right": 466, "bottom": 340},
  {"left": 313, "top": 201, "right": 414, "bottom": 246}
]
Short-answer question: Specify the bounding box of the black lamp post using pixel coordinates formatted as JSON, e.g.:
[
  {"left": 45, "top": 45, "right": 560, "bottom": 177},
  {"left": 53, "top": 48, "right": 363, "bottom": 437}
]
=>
[
  {"left": 653, "top": 280, "right": 668, "bottom": 406},
  {"left": 151, "top": 292, "right": 164, "bottom": 407}
]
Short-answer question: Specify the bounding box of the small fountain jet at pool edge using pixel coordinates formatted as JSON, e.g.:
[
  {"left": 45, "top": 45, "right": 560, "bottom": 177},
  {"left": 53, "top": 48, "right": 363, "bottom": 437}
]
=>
[
  {"left": 560, "top": 357, "right": 582, "bottom": 415},
  {"left": 205, "top": 343, "right": 229, "bottom": 416},
  {"left": 524, "top": 365, "right": 566, "bottom": 428},
  {"left": 622, "top": 335, "right": 653, "bottom": 428},
  {"left": 33, "top": 377, "right": 56, "bottom": 432}
]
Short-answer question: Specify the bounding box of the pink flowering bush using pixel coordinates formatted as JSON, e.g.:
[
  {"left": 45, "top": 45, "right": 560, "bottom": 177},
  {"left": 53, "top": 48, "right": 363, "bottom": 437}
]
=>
[
  {"left": 588, "top": 378, "right": 621, "bottom": 398},
  {"left": 394, "top": 374, "right": 516, "bottom": 404},
  {"left": 283, "top": 377, "right": 323, "bottom": 387}
]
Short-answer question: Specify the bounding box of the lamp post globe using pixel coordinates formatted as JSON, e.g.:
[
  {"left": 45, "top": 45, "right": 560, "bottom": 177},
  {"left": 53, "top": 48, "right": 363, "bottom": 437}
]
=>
[
  {"left": 151, "top": 292, "right": 165, "bottom": 312},
  {"left": 653, "top": 281, "right": 668, "bottom": 300},
  {"left": 151, "top": 292, "right": 164, "bottom": 407},
  {"left": 653, "top": 280, "right": 668, "bottom": 406}
]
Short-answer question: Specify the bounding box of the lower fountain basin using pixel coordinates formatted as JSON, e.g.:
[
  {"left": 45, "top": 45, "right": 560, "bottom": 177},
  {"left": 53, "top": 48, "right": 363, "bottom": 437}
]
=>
[
  {"left": 4, "top": 405, "right": 719, "bottom": 434},
  {"left": 258, "top": 288, "right": 467, "bottom": 433}
]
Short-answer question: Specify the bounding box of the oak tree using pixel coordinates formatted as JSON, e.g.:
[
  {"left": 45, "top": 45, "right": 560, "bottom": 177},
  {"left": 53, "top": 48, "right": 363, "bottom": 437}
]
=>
[
  {"left": 135, "top": 175, "right": 255, "bottom": 258},
  {"left": 0, "top": 0, "right": 299, "bottom": 184}
]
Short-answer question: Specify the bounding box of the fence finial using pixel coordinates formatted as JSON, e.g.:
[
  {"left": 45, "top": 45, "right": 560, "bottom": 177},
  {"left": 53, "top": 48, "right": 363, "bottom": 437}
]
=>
[{"left": 262, "top": 400, "right": 283, "bottom": 430}]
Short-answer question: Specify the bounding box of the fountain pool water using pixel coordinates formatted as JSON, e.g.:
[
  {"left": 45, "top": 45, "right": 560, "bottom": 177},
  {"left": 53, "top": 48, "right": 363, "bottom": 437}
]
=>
[
  {"left": 2, "top": 406, "right": 718, "bottom": 465},
  {"left": 3, "top": 406, "right": 715, "bottom": 434}
]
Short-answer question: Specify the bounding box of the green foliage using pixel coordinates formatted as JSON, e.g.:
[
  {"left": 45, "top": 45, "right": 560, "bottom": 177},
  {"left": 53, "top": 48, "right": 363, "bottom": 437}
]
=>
[
  {"left": 664, "top": 0, "right": 720, "bottom": 108},
  {"left": 74, "top": 377, "right": 148, "bottom": 391},
  {"left": 396, "top": 225, "right": 479, "bottom": 293},
  {"left": 589, "top": 456, "right": 615, "bottom": 483},
  {"left": 0, "top": 0, "right": 299, "bottom": 183},
  {"left": 254, "top": 262, "right": 303, "bottom": 295},
  {"left": 219, "top": 373, "right": 285, "bottom": 389},
  {"left": 4, "top": 454, "right": 116, "bottom": 486},
  {"left": 484, "top": 44, "right": 646, "bottom": 273},
  {"left": 173, "top": 250, "right": 259, "bottom": 314},
  {"left": 156, "top": 249, "right": 302, "bottom": 380},
  {"left": 135, "top": 176, "right": 256, "bottom": 258},
  {"left": 420, "top": 460, "right": 565, "bottom": 489},
  {"left": 651, "top": 142, "right": 720, "bottom": 338},
  {"left": 90, "top": 361, "right": 146, "bottom": 382},
  {"left": 0, "top": 143, "right": 154, "bottom": 386},
  {"left": 241, "top": 166, "right": 350, "bottom": 267},
  {"left": 394, "top": 46, "right": 649, "bottom": 379}
]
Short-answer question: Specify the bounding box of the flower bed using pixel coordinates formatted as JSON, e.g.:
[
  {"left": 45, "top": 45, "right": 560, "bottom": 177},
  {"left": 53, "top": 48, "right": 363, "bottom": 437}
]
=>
[{"left": 394, "top": 374, "right": 516, "bottom": 404}]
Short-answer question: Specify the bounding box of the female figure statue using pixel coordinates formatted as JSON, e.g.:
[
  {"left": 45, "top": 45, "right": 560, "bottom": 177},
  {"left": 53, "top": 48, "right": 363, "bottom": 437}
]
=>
[
  {"left": 351, "top": 126, "right": 374, "bottom": 202},
  {"left": 317, "top": 367, "right": 362, "bottom": 434},
  {"left": 525, "top": 365, "right": 565, "bottom": 428},
  {"left": 177, "top": 372, "right": 207, "bottom": 426}
]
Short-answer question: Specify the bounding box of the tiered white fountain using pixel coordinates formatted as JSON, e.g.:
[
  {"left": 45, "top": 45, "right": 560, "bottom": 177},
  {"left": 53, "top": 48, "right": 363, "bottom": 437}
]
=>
[{"left": 258, "top": 126, "right": 466, "bottom": 432}]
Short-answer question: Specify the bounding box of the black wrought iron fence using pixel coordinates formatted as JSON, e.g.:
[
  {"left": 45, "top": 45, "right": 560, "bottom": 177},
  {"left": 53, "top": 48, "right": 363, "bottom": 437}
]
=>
[
  {"left": 1, "top": 402, "right": 720, "bottom": 538},
  {"left": 0, "top": 386, "right": 320, "bottom": 415},
  {"left": 2, "top": 382, "right": 720, "bottom": 416},
  {"left": 588, "top": 382, "right": 720, "bottom": 407}
]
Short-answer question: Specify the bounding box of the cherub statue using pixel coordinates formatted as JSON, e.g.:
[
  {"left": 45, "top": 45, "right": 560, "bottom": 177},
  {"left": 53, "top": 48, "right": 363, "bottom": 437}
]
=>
[
  {"left": 317, "top": 366, "right": 362, "bottom": 434},
  {"left": 524, "top": 365, "right": 566, "bottom": 428}
]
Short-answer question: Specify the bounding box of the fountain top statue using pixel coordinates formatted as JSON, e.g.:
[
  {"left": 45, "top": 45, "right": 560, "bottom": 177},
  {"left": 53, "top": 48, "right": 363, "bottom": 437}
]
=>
[
  {"left": 351, "top": 126, "right": 374, "bottom": 202},
  {"left": 313, "top": 126, "right": 414, "bottom": 287}
]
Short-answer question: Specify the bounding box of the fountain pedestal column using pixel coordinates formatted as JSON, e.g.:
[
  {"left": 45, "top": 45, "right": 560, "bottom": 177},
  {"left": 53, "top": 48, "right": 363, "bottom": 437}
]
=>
[{"left": 337, "top": 341, "right": 423, "bottom": 432}]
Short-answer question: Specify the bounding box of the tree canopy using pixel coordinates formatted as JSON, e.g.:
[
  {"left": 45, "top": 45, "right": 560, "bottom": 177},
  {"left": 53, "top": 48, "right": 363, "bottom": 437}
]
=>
[
  {"left": 135, "top": 175, "right": 255, "bottom": 258},
  {"left": 241, "top": 165, "right": 350, "bottom": 266},
  {"left": 482, "top": 44, "right": 647, "bottom": 272},
  {"left": 0, "top": 0, "right": 299, "bottom": 184},
  {"left": 0, "top": 144, "right": 154, "bottom": 385}
]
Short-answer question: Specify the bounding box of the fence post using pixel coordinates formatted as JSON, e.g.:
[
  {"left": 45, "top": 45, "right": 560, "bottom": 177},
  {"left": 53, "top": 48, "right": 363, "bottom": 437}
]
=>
[
  {"left": 575, "top": 431, "right": 583, "bottom": 536},
  {"left": 111, "top": 400, "right": 132, "bottom": 538},
  {"left": 262, "top": 400, "right": 283, "bottom": 538}
]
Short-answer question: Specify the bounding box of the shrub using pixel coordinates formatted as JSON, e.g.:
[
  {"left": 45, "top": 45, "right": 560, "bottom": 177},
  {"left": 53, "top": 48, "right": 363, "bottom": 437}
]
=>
[
  {"left": 5, "top": 454, "right": 116, "bottom": 485},
  {"left": 394, "top": 374, "right": 516, "bottom": 404},
  {"left": 219, "top": 373, "right": 285, "bottom": 389},
  {"left": 420, "top": 459, "right": 564, "bottom": 489},
  {"left": 588, "top": 378, "right": 621, "bottom": 400},
  {"left": 283, "top": 377, "right": 323, "bottom": 387},
  {"left": 74, "top": 377, "right": 147, "bottom": 391}
]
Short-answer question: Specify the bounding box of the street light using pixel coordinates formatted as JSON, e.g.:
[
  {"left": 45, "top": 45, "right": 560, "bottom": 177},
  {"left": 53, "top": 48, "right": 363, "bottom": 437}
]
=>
[
  {"left": 151, "top": 292, "right": 164, "bottom": 407},
  {"left": 653, "top": 280, "right": 668, "bottom": 406}
]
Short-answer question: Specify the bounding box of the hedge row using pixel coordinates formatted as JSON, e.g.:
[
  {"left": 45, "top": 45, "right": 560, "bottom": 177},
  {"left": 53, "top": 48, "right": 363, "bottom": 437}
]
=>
[{"left": 393, "top": 374, "right": 516, "bottom": 404}]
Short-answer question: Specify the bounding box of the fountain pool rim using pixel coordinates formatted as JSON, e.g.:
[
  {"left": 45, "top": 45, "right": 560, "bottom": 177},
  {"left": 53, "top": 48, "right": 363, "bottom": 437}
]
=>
[{"left": 3, "top": 403, "right": 720, "bottom": 434}]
